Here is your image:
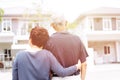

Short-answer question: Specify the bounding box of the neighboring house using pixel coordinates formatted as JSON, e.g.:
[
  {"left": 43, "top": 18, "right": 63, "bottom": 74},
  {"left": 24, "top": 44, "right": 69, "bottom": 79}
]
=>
[
  {"left": 74, "top": 7, "right": 120, "bottom": 64},
  {"left": 0, "top": 7, "right": 52, "bottom": 68}
]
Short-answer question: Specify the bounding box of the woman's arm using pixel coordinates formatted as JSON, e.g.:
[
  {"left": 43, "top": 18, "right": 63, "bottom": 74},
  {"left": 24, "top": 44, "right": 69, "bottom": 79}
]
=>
[{"left": 48, "top": 52, "right": 81, "bottom": 77}]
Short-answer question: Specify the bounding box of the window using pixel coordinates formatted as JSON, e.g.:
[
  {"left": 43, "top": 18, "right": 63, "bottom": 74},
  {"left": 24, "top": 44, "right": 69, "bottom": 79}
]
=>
[
  {"left": 88, "top": 18, "right": 94, "bottom": 31},
  {"left": 2, "top": 19, "right": 12, "bottom": 32},
  {"left": 28, "top": 23, "right": 33, "bottom": 33},
  {"left": 104, "top": 46, "right": 110, "bottom": 54},
  {"left": 103, "top": 18, "right": 112, "bottom": 31},
  {"left": 116, "top": 19, "right": 120, "bottom": 30},
  {"left": 19, "top": 21, "right": 41, "bottom": 35},
  {"left": 4, "top": 49, "right": 12, "bottom": 61}
]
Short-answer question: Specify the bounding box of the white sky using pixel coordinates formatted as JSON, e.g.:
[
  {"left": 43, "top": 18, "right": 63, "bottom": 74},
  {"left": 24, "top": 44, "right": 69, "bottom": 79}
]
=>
[{"left": 0, "top": 0, "right": 120, "bottom": 22}]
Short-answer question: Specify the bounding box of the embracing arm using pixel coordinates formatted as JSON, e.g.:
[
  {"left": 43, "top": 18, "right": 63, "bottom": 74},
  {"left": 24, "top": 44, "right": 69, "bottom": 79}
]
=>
[{"left": 49, "top": 53, "right": 80, "bottom": 77}]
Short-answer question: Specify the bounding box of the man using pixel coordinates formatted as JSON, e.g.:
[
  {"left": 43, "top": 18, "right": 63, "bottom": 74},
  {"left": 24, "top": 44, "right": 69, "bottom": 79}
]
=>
[{"left": 44, "top": 15, "right": 88, "bottom": 80}]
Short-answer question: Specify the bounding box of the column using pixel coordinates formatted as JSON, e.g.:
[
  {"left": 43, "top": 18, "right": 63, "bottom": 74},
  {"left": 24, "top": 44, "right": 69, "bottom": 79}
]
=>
[{"left": 116, "top": 42, "right": 120, "bottom": 62}]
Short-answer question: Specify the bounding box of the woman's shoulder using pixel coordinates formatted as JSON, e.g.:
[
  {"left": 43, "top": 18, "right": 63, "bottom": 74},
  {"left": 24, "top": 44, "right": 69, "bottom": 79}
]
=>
[
  {"left": 42, "top": 49, "right": 51, "bottom": 54},
  {"left": 42, "top": 49, "right": 54, "bottom": 56},
  {"left": 16, "top": 50, "right": 27, "bottom": 56}
]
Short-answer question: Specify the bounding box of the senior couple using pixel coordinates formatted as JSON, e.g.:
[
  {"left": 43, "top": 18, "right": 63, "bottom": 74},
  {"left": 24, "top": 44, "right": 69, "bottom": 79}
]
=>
[{"left": 12, "top": 15, "right": 88, "bottom": 80}]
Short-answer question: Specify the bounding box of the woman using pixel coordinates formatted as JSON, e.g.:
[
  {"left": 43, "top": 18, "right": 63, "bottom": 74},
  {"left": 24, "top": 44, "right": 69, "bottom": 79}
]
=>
[{"left": 12, "top": 26, "right": 80, "bottom": 80}]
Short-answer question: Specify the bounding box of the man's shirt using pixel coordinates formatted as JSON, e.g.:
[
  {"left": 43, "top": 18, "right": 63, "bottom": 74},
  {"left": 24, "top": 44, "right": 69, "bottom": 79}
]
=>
[{"left": 44, "top": 32, "right": 88, "bottom": 68}]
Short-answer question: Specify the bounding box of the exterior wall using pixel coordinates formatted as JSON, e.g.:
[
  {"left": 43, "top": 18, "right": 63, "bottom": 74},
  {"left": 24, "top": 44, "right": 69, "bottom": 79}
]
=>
[
  {"left": 0, "top": 43, "right": 12, "bottom": 53},
  {"left": 12, "top": 18, "right": 19, "bottom": 35},
  {"left": 88, "top": 41, "right": 116, "bottom": 64},
  {"left": 87, "top": 48, "right": 94, "bottom": 69},
  {"left": 116, "top": 41, "right": 120, "bottom": 62}
]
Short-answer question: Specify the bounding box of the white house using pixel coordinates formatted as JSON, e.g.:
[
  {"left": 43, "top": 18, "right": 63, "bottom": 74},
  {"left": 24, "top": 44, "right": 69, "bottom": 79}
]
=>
[
  {"left": 0, "top": 7, "right": 52, "bottom": 68},
  {"left": 74, "top": 7, "right": 120, "bottom": 64}
]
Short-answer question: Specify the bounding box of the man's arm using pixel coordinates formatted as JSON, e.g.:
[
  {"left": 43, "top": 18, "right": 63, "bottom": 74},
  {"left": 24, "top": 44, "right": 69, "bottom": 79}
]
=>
[{"left": 81, "top": 61, "right": 87, "bottom": 80}]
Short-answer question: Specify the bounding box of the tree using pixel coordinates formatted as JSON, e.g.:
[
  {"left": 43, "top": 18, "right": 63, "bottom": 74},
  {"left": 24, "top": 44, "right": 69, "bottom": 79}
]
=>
[
  {"left": 0, "top": 8, "right": 4, "bottom": 23},
  {"left": 22, "top": 1, "right": 51, "bottom": 31}
]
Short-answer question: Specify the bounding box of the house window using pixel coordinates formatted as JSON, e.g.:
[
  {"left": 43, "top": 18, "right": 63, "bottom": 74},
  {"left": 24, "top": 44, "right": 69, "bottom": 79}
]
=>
[
  {"left": 88, "top": 18, "right": 94, "bottom": 31},
  {"left": 103, "top": 18, "right": 112, "bottom": 31},
  {"left": 21, "top": 22, "right": 28, "bottom": 35},
  {"left": 116, "top": 19, "right": 120, "bottom": 30},
  {"left": 104, "top": 46, "right": 110, "bottom": 54},
  {"left": 2, "top": 19, "right": 12, "bottom": 32},
  {"left": 20, "top": 21, "right": 41, "bottom": 35},
  {"left": 28, "top": 23, "right": 33, "bottom": 33}
]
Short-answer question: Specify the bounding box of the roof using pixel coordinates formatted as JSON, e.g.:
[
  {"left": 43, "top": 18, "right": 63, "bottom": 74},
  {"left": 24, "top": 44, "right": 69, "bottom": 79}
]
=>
[
  {"left": 76, "top": 7, "right": 120, "bottom": 20},
  {"left": 73, "top": 7, "right": 120, "bottom": 27},
  {"left": 3, "top": 7, "right": 30, "bottom": 15},
  {"left": 2, "top": 6, "right": 52, "bottom": 16},
  {"left": 83, "top": 7, "right": 120, "bottom": 16}
]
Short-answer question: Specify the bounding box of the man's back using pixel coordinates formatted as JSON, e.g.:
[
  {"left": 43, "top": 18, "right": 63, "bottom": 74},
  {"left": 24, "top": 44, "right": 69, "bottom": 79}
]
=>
[
  {"left": 46, "top": 14, "right": 88, "bottom": 80},
  {"left": 44, "top": 32, "right": 88, "bottom": 68}
]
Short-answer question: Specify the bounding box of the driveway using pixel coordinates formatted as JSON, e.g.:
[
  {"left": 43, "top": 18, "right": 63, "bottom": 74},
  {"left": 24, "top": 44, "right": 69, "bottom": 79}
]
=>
[{"left": 0, "top": 63, "right": 120, "bottom": 80}]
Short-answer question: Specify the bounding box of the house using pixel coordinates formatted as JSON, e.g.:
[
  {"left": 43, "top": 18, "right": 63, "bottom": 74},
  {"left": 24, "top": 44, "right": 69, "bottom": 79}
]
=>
[
  {"left": 74, "top": 7, "right": 120, "bottom": 64},
  {"left": 0, "top": 7, "right": 52, "bottom": 68}
]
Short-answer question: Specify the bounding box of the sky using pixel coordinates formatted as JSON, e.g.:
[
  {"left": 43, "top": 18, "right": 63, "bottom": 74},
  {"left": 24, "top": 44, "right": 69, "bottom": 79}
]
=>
[{"left": 1, "top": 0, "right": 120, "bottom": 22}]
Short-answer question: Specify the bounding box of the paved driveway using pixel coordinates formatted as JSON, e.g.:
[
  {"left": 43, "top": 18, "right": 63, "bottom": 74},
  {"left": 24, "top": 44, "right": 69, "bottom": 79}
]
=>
[
  {"left": 0, "top": 64, "right": 120, "bottom": 80},
  {"left": 86, "top": 64, "right": 120, "bottom": 80}
]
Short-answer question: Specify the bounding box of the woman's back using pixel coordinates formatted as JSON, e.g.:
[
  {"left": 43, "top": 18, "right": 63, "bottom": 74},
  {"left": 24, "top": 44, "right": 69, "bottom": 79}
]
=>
[{"left": 13, "top": 49, "right": 51, "bottom": 80}]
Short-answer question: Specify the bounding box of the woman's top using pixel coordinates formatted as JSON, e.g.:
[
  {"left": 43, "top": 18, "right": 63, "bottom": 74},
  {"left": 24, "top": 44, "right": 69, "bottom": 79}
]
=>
[{"left": 12, "top": 49, "right": 77, "bottom": 80}]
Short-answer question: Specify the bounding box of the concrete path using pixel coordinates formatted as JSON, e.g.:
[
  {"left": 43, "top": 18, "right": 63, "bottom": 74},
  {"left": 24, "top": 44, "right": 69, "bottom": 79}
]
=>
[
  {"left": 86, "top": 64, "right": 120, "bottom": 80},
  {"left": 0, "top": 64, "right": 120, "bottom": 80}
]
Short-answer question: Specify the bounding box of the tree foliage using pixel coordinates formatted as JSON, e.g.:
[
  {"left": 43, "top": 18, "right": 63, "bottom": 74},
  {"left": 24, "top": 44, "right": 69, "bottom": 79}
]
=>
[
  {"left": 0, "top": 8, "right": 4, "bottom": 23},
  {"left": 67, "top": 22, "right": 78, "bottom": 29}
]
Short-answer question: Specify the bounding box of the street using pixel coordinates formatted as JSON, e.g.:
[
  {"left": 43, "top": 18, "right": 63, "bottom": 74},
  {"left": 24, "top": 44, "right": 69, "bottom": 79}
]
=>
[{"left": 0, "top": 63, "right": 120, "bottom": 80}]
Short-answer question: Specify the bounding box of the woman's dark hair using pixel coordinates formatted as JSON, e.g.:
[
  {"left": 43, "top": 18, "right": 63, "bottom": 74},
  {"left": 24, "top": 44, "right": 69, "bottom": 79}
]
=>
[{"left": 30, "top": 26, "right": 49, "bottom": 48}]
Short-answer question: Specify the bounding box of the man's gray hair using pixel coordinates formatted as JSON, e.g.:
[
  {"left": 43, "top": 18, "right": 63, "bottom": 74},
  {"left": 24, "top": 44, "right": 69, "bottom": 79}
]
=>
[{"left": 51, "top": 14, "right": 67, "bottom": 24}]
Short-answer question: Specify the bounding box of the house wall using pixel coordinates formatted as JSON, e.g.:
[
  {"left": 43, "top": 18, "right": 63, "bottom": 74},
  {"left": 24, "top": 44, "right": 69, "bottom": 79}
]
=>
[
  {"left": 0, "top": 43, "right": 12, "bottom": 50},
  {"left": 88, "top": 41, "right": 116, "bottom": 64},
  {"left": 116, "top": 41, "right": 120, "bottom": 62},
  {"left": 12, "top": 18, "right": 19, "bottom": 35}
]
